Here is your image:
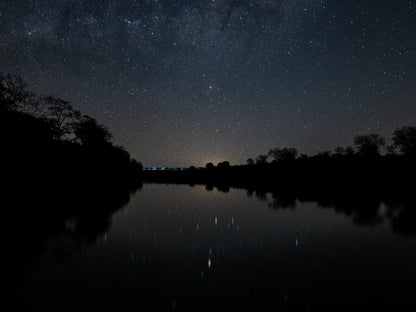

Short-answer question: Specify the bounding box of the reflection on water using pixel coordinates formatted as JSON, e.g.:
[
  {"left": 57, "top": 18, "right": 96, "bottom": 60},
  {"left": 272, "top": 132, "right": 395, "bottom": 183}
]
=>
[
  {"left": 256, "top": 190, "right": 416, "bottom": 236},
  {"left": 6, "top": 184, "right": 416, "bottom": 310}
]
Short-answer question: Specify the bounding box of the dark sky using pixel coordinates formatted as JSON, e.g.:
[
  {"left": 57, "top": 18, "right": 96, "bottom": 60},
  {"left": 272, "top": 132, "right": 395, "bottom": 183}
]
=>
[{"left": 1, "top": 0, "right": 415, "bottom": 167}]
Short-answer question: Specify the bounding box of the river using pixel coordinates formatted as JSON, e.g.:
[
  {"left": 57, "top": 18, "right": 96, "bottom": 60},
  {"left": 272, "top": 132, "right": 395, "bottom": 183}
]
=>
[{"left": 9, "top": 184, "right": 416, "bottom": 310}]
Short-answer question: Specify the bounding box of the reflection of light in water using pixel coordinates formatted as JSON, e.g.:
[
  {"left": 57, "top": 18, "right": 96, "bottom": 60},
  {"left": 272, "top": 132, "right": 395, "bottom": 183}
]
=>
[
  {"left": 214, "top": 216, "right": 218, "bottom": 225},
  {"left": 196, "top": 224, "right": 199, "bottom": 231},
  {"left": 231, "top": 217, "right": 235, "bottom": 225},
  {"left": 208, "top": 258, "right": 211, "bottom": 268},
  {"left": 295, "top": 238, "right": 299, "bottom": 247},
  {"left": 209, "top": 248, "right": 212, "bottom": 255}
]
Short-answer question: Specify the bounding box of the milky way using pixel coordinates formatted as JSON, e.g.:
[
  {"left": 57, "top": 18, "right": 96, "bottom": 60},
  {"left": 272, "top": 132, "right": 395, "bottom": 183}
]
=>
[{"left": 1, "top": 0, "right": 415, "bottom": 166}]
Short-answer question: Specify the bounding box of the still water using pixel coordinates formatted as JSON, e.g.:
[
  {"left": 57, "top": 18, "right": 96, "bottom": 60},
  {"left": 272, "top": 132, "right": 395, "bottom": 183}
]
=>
[{"left": 11, "top": 184, "right": 416, "bottom": 310}]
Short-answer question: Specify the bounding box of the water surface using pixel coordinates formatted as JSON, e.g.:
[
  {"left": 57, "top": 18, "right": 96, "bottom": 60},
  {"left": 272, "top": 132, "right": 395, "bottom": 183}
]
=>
[{"left": 11, "top": 184, "right": 416, "bottom": 310}]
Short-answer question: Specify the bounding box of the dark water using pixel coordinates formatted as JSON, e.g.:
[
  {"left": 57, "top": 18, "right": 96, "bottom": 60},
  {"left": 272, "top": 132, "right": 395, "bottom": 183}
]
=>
[{"left": 8, "top": 184, "right": 416, "bottom": 310}]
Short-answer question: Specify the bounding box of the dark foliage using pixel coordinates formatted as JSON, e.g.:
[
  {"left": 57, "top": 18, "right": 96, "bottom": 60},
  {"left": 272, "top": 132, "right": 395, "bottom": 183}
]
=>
[
  {"left": 142, "top": 125, "right": 416, "bottom": 237},
  {"left": 392, "top": 126, "right": 416, "bottom": 156},
  {"left": 268, "top": 147, "right": 298, "bottom": 162},
  {"left": 353, "top": 133, "right": 386, "bottom": 157},
  {"left": 1, "top": 73, "right": 143, "bottom": 208},
  {"left": 2, "top": 73, "right": 144, "bottom": 276}
]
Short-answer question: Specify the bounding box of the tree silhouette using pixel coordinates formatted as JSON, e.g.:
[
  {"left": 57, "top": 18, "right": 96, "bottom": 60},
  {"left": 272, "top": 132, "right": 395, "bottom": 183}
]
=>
[
  {"left": 43, "top": 96, "right": 81, "bottom": 139},
  {"left": 353, "top": 133, "right": 386, "bottom": 157},
  {"left": 217, "top": 161, "right": 230, "bottom": 168},
  {"left": 268, "top": 147, "right": 298, "bottom": 162},
  {"left": 73, "top": 115, "right": 112, "bottom": 146},
  {"left": 2, "top": 72, "right": 143, "bottom": 194},
  {"left": 246, "top": 158, "right": 254, "bottom": 165},
  {"left": 334, "top": 146, "right": 355, "bottom": 157},
  {"left": 130, "top": 159, "right": 143, "bottom": 172},
  {"left": 392, "top": 126, "right": 416, "bottom": 157},
  {"left": 205, "top": 162, "right": 214, "bottom": 169},
  {"left": 315, "top": 150, "right": 332, "bottom": 158},
  {"left": 334, "top": 147, "right": 345, "bottom": 156},
  {"left": 255, "top": 154, "right": 268, "bottom": 164},
  {"left": 344, "top": 146, "right": 355, "bottom": 156},
  {"left": 0, "top": 73, "right": 35, "bottom": 112}
]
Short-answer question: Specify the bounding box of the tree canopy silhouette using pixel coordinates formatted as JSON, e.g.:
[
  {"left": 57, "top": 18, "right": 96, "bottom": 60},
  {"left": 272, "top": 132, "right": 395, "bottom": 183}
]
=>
[
  {"left": 353, "top": 133, "right": 386, "bottom": 157},
  {"left": 42, "top": 96, "right": 81, "bottom": 139},
  {"left": 2, "top": 73, "right": 142, "bottom": 193},
  {"left": 217, "top": 161, "right": 230, "bottom": 168},
  {"left": 255, "top": 154, "right": 268, "bottom": 164},
  {"left": 392, "top": 126, "right": 416, "bottom": 157},
  {"left": 246, "top": 158, "right": 254, "bottom": 165},
  {"left": 73, "top": 115, "right": 112, "bottom": 146},
  {"left": 0, "top": 73, "right": 34, "bottom": 111},
  {"left": 268, "top": 147, "right": 298, "bottom": 162}
]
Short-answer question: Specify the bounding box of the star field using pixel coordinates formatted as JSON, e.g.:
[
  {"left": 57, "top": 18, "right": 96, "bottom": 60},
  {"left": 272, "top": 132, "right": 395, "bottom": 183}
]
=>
[{"left": 1, "top": 0, "right": 415, "bottom": 166}]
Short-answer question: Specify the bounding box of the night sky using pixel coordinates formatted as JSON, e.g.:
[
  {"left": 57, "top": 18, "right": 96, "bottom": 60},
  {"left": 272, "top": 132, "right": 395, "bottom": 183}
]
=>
[{"left": 1, "top": 0, "right": 415, "bottom": 167}]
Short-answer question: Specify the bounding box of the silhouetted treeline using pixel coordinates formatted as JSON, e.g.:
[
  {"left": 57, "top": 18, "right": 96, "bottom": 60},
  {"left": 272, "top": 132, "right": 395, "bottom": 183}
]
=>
[
  {"left": 142, "top": 126, "right": 416, "bottom": 228},
  {"left": 1, "top": 72, "right": 143, "bottom": 235},
  {"left": 144, "top": 157, "right": 416, "bottom": 237},
  {"left": 143, "top": 126, "right": 415, "bottom": 189},
  {"left": 1, "top": 73, "right": 142, "bottom": 192},
  {"left": 1, "top": 73, "right": 145, "bottom": 272}
]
